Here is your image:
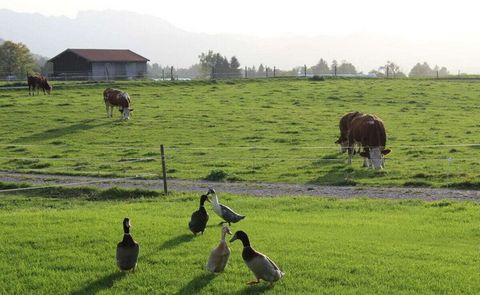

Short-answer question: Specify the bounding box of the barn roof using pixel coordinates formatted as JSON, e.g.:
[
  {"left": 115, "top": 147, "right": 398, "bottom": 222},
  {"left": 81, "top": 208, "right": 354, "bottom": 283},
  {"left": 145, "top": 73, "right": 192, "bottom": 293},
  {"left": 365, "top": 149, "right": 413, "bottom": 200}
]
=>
[{"left": 49, "top": 49, "right": 150, "bottom": 62}]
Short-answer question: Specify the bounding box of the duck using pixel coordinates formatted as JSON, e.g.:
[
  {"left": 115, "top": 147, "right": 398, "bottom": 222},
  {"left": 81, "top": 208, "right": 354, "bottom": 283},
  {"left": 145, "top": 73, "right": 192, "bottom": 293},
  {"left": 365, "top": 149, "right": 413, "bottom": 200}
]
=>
[
  {"left": 206, "top": 225, "right": 232, "bottom": 273},
  {"left": 207, "top": 188, "right": 245, "bottom": 225},
  {"left": 188, "top": 193, "right": 210, "bottom": 235},
  {"left": 230, "top": 230, "right": 284, "bottom": 285},
  {"left": 116, "top": 217, "right": 139, "bottom": 272}
]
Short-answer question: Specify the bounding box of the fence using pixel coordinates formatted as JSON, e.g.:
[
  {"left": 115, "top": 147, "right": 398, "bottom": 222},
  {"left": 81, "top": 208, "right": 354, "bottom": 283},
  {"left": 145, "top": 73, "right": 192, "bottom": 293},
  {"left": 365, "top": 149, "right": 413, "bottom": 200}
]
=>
[{"left": 1, "top": 141, "right": 479, "bottom": 195}]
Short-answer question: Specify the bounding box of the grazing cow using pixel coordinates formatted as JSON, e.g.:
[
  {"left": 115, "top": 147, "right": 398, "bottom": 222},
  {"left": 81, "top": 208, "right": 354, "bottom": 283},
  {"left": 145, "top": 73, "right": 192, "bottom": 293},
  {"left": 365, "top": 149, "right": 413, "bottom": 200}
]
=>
[
  {"left": 103, "top": 88, "right": 133, "bottom": 120},
  {"left": 27, "top": 74, "right": 52, "bottom": 96},
  {"left": 347, "top": 114, "right": 391, "bottom": 169},
  {"left": 335, "top": 111, "right": 365, "bottom": 152}
]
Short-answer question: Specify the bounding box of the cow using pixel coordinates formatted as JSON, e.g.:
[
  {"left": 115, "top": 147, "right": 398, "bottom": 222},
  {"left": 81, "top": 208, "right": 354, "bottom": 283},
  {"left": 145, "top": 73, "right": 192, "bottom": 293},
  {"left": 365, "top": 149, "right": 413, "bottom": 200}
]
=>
[
  {"left": 335, "top": 111, "right": 365, "bottom": 152},
  {"left": 27, "top": 74, "right": 52, "bottom": 96},
  {"left": 347, "top": 114, "right": 391, "bottom": 169},
  {"left": 103, "top": 88, "right": 133, "bottom": 120}
]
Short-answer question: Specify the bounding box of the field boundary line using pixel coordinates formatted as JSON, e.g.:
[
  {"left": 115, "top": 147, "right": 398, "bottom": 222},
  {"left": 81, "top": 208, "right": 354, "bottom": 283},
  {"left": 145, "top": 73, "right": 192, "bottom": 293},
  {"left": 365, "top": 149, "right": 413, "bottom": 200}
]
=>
[{"left": 0, "top": 173, "right": 157, "bottom": 194}]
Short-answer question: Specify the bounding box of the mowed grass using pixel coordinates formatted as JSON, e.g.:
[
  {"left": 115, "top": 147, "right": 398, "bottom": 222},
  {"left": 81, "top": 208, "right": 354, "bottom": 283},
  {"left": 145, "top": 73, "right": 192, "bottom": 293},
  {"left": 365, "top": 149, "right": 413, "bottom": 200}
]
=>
[
  {"left": 1, "top": 78, "right": 480, "bottom": 187},
  {"left": 0, "top": 188, "right": 479, "bottom": 294}
]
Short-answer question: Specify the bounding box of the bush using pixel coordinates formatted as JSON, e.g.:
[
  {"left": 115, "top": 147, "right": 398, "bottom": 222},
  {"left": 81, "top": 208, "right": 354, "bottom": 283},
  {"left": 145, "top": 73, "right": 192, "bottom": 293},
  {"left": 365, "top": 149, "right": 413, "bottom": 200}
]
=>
[{"left": 310, "top": 75, "right": 325, "bottom": 81}]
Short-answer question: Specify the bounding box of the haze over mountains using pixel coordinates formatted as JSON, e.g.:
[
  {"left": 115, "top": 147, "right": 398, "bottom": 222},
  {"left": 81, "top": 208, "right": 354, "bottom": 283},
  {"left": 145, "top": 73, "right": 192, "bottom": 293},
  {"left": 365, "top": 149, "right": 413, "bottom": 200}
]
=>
[{"left": 1, "top": 8, "right": 479, "bottom": 73}]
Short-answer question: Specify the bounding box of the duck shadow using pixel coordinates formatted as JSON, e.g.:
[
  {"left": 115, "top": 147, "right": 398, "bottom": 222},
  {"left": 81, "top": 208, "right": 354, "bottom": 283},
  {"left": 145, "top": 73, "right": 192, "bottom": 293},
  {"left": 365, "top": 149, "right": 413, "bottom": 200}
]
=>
[
  {"left": 236, "top": 284, "right": 272, "bottom": 294},
  {"left": 71, "top": 272, "right": 126, "bottom": 295},
  {"left": 178, "top": 273, "right": 216, "bottom": 295},
  {"left": 159, "top": 233, "right": 195, "bottom": 250}
]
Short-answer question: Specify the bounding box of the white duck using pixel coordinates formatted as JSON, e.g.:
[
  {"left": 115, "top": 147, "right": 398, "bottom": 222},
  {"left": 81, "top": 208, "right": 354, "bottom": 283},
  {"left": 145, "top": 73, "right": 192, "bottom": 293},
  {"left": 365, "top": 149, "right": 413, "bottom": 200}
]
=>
[
  {"left": 206, "top": 225, "right": 232, "bottom": 273},
  {"left": 207, "top": 188, "right": 245, "bottom": 225}
]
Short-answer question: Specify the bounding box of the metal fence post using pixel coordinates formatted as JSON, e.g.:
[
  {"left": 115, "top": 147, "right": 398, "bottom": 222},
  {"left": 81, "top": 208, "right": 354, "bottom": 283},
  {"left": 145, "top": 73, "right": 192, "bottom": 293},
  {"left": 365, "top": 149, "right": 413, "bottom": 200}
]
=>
[{"left": 160, "top": 145, "right": 168, "bottom": 194}]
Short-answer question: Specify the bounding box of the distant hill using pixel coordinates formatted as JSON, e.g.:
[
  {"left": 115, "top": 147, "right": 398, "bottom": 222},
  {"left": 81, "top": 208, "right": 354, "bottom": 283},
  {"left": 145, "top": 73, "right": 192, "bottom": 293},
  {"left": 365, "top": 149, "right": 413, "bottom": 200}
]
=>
[{"left": 1, "top": 9, "right": 479, "bottom": 72}]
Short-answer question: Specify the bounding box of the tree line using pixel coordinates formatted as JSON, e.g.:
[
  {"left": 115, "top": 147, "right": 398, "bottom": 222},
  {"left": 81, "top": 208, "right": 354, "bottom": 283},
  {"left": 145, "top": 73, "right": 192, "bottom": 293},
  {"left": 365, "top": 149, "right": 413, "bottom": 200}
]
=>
[{"left": 0, "top": 40, "right": 456, "bottom": 80}]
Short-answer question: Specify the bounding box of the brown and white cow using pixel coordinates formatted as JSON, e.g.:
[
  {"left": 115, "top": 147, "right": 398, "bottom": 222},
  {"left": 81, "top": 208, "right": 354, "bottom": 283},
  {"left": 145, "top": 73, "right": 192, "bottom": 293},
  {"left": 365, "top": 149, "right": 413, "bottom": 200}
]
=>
[
  {"left": 103, "top": 88, "right": 133, "bottom": 120},
  {"left": 347, "top": 114, "right": 391, "bottom": 169},
  {"left": 27, "top": 74, "right": 52, "bottom": 96},
  {"left": 335, "top": 111, "right": 365, "bottom": 152}
]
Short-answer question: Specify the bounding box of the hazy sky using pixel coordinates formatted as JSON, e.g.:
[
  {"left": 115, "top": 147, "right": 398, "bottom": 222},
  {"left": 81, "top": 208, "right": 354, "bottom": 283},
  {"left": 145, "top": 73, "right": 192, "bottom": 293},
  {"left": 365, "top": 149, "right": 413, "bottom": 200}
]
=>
[{"left": 2, "top": 0, "right": 479, "bottom": 38}]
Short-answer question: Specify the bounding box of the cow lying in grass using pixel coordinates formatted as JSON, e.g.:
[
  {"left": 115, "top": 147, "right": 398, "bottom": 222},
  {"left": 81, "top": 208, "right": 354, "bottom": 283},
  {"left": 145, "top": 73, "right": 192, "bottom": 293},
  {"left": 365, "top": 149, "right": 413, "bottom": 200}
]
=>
[
  {"left": 347, "top": 113, "right": 391, "bottom": 169},
  {"left": 27, "top": 74, "right": 52, "bottom": 96},
  {"left": 103, "top": 88, "right": 133, "bottom": 120}
]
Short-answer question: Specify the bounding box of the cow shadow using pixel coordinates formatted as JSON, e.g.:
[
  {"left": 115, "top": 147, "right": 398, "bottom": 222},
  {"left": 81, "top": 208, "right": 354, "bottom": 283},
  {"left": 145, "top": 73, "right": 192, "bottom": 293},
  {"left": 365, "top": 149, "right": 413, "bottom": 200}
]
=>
[
  {"left": 71, "top": 272, "right": 126, "bottom": 295},
  {"left": 178, "top": 273, "right": 216, "bottom": 295},
  {"left": 308, "top": 162, "right": 384, "bottom": 186},
  {"left": 13, "top": 120, "right": 112, "bottom": 143}
]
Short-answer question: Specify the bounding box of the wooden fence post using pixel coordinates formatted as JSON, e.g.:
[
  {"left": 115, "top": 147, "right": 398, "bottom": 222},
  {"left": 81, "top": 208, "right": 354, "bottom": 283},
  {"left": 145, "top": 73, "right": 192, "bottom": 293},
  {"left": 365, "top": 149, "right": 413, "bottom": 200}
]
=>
[
  {"left": 170, "top": 66, "right": 174, "bottom": 81},
  {"left": 304, "top": 64, "right": 307, "bottom": 77},
  {"left": 160, "top": 144, "right": 168, "bottom": 194},
  {"left": 274, "top": 66, "right": 276, "bottom": 77},
  {"left": 245, "top": 66, "right": 247, "bottom": 79}
]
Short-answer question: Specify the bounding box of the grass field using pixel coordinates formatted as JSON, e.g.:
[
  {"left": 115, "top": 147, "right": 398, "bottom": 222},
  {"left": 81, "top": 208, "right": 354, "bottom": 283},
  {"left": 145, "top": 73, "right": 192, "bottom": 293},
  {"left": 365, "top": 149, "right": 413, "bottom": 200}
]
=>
[
  {"left": 1, "top": 78, "right": 480, "bottom": 187},
  {"left": 0, "top": 186, "right": 479, "bottom": 294}
]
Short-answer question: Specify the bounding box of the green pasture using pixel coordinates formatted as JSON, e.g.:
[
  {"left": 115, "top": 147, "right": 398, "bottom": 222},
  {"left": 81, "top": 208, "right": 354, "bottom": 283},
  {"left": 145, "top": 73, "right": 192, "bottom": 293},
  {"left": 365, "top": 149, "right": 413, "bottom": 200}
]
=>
[
  {"left": 1, "top": 78, "right": 480, "bottom": 187},
  {"left": 0, "top": 187, "right": 479, "bottom": 294}
]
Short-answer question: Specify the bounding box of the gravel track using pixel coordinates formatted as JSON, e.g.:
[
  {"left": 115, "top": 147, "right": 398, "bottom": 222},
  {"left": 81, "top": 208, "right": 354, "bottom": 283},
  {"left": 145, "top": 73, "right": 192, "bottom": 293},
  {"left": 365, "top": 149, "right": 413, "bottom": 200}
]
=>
[{"left": 0, "top": 172, "right": 479, "bottom": 202}]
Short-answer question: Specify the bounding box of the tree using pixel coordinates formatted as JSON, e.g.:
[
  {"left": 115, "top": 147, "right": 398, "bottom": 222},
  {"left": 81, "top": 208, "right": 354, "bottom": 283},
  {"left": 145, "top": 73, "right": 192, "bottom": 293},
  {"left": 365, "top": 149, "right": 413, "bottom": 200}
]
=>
[
  {"left": 409, "top": 62, "right": 438, "bottom": 77},
  {"left": 0, "top": 41, "right": 38, "bottom": 78},
  {"left": 229, "top": 56, "right": 241, "bottom": 78},
  {"left": 311, "top": 58, "right": 330, "bottom": 75},
  {"left": 198, "top": 51, "right": 242, "bottom": 79},
  {"left": 337, "top": 60, "right": 357, "bottom": 75},
  {"left": 257, "top": 64, "right": 265, "bottom": 76}
]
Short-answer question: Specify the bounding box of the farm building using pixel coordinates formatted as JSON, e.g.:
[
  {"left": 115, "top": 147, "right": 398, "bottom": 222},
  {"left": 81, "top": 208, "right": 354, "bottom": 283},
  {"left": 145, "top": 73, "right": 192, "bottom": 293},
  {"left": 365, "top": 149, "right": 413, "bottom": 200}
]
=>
[{"left": 48, "top": 49, "right": 149, "bottom": 80}]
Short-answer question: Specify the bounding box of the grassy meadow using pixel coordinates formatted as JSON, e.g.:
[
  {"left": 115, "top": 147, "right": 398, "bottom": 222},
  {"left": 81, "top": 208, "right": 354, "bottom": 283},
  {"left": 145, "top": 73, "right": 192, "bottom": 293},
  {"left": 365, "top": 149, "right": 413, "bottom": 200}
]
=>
[
  {"left": 0, "top": 187, "right": 479, "bottom": 294},
  {"left": 1, "top": 78, "right": 480, "bottom": 187}
]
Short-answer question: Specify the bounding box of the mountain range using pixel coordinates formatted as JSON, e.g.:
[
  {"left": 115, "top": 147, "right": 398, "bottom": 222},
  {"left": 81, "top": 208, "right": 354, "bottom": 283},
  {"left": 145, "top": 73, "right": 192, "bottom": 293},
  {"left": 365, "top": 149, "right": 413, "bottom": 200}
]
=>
[{"left": 1, "top": 9, "right": 479, "bottom": 73}]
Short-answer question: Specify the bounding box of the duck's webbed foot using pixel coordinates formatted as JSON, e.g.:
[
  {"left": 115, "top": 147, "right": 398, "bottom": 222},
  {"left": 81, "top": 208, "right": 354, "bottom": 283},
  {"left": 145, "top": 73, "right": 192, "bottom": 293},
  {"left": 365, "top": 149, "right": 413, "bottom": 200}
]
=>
[{"left": 246, "top": 279, "right": 260, "bottom": 285}]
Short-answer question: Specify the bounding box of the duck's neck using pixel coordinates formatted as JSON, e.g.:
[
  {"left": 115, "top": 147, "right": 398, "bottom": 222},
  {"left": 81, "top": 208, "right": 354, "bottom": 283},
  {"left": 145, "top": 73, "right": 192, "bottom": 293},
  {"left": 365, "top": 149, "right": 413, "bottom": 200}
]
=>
[
  {"left": 239, "top": 236, "right": 251, "bottom": 248},
  {"left": 221, "top": 231, "right": 227, "bottom": 241},
  {"left": 123, "top": 224, "right": 130, "bottom": 234}
]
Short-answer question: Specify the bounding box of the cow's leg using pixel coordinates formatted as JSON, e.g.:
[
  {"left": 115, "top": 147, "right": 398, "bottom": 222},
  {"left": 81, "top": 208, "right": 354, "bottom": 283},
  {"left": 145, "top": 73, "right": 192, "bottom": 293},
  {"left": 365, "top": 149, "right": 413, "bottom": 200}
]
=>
[
  {"left": 363, "top": 157, "right": 370, "bottom": 167},
  {"left": 105, "top": 103, "right": 110, "bottom": 117}
]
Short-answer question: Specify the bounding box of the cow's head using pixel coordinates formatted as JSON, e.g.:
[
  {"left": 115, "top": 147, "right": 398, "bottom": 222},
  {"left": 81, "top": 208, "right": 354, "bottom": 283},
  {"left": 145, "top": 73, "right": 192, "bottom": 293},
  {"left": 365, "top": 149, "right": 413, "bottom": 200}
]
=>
[
  {"left": 360, "top": 148, "right": 391, "bottom": 169},
  {"left": 119, "top": 107, "right": 133, "bottom": 120},
  {"left": 43, "top": 80, "right": 52, "bottom": 94},
  {"left": 335, "top": 137, "right": 349, "bottom": 153}
]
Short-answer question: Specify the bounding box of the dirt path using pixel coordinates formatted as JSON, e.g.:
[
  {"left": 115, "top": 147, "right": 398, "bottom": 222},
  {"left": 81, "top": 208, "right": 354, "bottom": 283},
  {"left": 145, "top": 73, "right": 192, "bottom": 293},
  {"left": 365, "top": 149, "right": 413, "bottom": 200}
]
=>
[{"left": 0, "top": 172, "right": 479, "bottom": 202}]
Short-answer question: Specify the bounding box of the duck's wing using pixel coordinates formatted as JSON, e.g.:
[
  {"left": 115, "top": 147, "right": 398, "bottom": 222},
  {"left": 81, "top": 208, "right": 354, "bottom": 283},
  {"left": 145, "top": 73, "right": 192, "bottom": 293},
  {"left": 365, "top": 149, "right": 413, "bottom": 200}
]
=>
[
  {"left": 116, "top": 243, "right": 139, "bottom": 271},
  {"left": 220, "top": 204, "right": 245, "bottom": 221},
  {"left": 189, "top": 210, "right": 208, "bottom": 230},
  {"left": 246, "top": 251, "right": 283, "bottom": 281}
]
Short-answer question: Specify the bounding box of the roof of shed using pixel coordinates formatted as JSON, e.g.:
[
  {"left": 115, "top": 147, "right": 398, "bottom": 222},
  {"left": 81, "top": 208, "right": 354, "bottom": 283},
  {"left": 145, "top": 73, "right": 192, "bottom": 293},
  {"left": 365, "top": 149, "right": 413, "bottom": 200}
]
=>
[{"left": 49, "top": 49, "right": 150, "bottom": 62}]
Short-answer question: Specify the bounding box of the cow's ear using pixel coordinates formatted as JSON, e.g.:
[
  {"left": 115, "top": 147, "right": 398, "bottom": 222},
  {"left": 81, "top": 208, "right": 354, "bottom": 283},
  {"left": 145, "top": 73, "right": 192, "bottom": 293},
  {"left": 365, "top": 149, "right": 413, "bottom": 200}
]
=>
[
  {"left": 359, "top": 151, "right": 368, "bottom": 157},
  {"left": 382, "top": 149, "right": 391, "bottom": 155}
]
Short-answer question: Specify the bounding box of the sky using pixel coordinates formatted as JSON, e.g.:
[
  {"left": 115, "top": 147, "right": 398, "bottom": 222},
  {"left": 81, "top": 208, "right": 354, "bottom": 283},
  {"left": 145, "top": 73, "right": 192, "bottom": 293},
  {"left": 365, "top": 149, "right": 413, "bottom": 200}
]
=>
[
  {"left": 2, "top": 0, "right": 479, "bottom": 39},
  {"left": 2, "top": 0, "right": 480, "bottom": 72}
]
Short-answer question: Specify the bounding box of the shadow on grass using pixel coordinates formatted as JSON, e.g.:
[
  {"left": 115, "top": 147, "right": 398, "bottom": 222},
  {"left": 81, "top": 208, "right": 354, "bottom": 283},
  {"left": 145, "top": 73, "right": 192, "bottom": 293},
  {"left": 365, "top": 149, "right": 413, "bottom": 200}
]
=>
[
  {"left": 0, "top": 182, "right": 161, "bottom": 201},
  {"left": 178, "top": 273, "right": 216, "bottom": 295},
  {"left": 71, "top": 272, "right": 126, "bottom": 295},
  {"left": 236, "top": 284, "right": 272, "bottom": 294},
  {"left": 13, "top": 119, "right": 112, "bottom": 143},
  {"left": 159, "top": 233, "right": 195, "bottom": 250},
  {"left": 308, "top": 164, "right": 386, "bottom": 186}
]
